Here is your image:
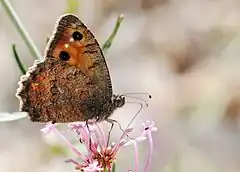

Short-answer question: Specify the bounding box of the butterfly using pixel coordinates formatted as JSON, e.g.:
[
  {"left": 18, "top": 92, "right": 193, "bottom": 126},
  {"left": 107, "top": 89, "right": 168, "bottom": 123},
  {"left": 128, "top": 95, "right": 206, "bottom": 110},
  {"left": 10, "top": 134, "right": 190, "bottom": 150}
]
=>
[{"left": 16, "top": 14, "right": 125, "bottom": 123}]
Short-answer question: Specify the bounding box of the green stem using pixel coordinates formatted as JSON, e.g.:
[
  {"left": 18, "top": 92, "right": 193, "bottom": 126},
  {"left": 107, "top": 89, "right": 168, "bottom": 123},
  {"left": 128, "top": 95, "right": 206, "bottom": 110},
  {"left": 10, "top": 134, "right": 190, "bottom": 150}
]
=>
[
  {"left": 65, "top": 0, "right": 79, "bottom": 14},
  {"left": 112, "top": 163, "right": 116, "bottom": 172},
  {"left": 102, "top": 14, "right": 124, "bottom": 54},
  {"left": 1, "top": 0, "right": 42, "bottom": 60},
  {"left": 12, "top": 44, "right": 26, "bottom": 74}
]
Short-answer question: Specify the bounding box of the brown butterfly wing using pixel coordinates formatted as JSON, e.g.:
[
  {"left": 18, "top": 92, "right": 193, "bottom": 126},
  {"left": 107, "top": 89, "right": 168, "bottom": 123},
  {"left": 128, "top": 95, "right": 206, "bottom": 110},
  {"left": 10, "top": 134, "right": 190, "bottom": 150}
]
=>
[
  {"left": 45, "top": 14, "right": 112, "bottom": 98},
  {"left": 16, "top": 14, "right": 114, "bottom": 123}
]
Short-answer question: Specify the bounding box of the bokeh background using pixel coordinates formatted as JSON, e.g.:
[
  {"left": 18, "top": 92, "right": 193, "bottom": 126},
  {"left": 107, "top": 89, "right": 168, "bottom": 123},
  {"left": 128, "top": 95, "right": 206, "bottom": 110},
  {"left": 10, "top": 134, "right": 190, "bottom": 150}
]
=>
[{"left": 1, "top": 0, "right": 240, "bottom": 171}]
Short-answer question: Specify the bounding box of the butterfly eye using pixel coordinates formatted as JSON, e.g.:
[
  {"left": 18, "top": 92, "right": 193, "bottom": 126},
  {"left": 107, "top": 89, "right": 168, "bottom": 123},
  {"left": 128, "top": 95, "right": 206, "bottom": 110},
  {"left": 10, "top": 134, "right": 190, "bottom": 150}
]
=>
[
  {"left": 72, "top": 31, "right": 83, "bottom": 41},
  {"left": 59, "top": 51, "right": 70, "bottom": 61}
]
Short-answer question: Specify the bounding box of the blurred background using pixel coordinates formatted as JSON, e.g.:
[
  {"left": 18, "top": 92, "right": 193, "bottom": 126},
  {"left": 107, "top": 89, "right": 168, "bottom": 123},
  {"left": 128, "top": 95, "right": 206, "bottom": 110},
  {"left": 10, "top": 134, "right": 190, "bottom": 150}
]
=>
[{"left": 1, "top": 0, "right": 240, "bottom": 171}]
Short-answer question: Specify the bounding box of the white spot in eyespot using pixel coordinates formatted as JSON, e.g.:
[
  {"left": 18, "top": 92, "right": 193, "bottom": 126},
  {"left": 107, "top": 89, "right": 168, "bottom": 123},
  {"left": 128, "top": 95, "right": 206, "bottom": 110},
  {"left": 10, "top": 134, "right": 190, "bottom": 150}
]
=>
[
  {"left": 69, "top": 38, "right": 74, "bottom": 42},
  {"left": 57, "top": 87, "right": 64, "bottom": 94},
  {"left": 64, "top": 44, "right": 69, "bottom": 48},
  {"left": 72, "top": 23, "right": 77, "bottom": 29}
]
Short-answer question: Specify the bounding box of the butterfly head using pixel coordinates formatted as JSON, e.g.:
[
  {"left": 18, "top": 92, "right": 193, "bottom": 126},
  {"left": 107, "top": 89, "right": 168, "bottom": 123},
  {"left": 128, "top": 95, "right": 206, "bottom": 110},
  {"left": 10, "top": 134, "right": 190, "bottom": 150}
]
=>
[
  {"left": 95, "top": 95, "right": 125, "bottom": 122},
  {"left": 112, "top": 94, "right": 125, "bottom": 108}
]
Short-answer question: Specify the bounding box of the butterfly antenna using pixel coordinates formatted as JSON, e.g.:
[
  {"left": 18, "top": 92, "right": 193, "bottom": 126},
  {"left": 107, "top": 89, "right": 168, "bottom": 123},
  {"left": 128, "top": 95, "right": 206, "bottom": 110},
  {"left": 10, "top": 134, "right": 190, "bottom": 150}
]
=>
[
  {"left": 110, "top": 93, "right": 151, "bottom": 140},
  {"left": 122, "top": 92, "right": 152, "bottom": 99},
  {"left": 122, "top": 95, "right": 149, "bottom": 107},
  {"left": 121, "top": 92, "right": 152, "bottom": 107}
]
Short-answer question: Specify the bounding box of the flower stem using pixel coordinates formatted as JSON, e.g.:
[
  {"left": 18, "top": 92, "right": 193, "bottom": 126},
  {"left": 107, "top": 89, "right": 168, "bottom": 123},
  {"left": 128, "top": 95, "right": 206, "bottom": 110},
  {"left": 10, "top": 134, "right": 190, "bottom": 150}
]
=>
[
  {"left": 144, "top": 132, "right": 153, "bottom": 172},
  {"left": 53, "top": 128, "right": 87, "bottom": 162},
  {"left": 112, "top": 163, "right": 116, "bottom": 172},
  {"left": 1, "top": 0, "right": 42, "bottom": 60},
  {"left": 102, "top": 14, "right": 124, "bottom": 54},
  {"left": 12, "top": 44, "right": 26, "bottom": 74},
  {"left": 133, "top": 141, "right": 139, "bottom": 172},
  {"left": 65, "top": 0, "right": 79, "bottom": 14}
]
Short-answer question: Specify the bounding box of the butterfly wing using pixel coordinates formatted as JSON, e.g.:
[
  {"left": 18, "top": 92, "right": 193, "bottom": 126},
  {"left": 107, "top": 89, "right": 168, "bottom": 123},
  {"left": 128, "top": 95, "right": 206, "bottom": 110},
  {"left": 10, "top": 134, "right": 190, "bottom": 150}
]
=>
[
  {"left": 16, "top": 14, "right": 113, "bottom": 122},
  {"left": 45, "top": 14, "right": 112, "bottom": 98}
]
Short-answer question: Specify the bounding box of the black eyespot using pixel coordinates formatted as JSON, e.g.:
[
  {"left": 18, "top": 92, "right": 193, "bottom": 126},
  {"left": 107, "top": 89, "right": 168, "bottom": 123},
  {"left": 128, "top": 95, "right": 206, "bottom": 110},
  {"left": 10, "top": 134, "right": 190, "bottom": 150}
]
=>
[
  {"left": 59, "top": 51, "right": 70, "bottom": 61},
  {"left": 72, "top": 31, "right": 83, "bottom": 41}
]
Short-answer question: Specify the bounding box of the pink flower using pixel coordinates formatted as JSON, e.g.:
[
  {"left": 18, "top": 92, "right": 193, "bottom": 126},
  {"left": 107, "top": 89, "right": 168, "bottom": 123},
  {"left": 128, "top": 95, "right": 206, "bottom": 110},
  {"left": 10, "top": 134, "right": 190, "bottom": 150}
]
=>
[
  {"left": 81, "top": 161, "right": 103, "bottom": 172},
  {"left": 41, "top": 120, "right": 157, "bottom": 172},
  {"left": 40, "top": 122, "right": 57, "bottom": 134},
  {"left": 141, "top": 120, "right": 157, "bottom": 172}
]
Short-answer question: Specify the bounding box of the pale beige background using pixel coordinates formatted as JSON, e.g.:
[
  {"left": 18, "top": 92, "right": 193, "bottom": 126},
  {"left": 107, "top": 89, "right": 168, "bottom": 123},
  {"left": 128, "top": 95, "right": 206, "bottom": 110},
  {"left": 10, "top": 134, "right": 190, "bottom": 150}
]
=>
[{"left": 1, "top": 0, "right": 240, "bottom": 172}]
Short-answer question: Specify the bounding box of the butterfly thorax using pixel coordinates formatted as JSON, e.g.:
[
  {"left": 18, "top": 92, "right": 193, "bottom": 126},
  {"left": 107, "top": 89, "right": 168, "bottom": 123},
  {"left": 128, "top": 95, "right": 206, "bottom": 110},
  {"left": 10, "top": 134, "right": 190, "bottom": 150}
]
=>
[{"left": 94, "top": 95, "right": 125, "bottom": 122}]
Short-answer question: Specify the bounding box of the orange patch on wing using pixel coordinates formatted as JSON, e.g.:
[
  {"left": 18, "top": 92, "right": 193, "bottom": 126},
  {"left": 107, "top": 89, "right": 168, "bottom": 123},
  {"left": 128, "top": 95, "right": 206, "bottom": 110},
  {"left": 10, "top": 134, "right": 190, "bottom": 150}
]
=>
[
  {"left": 30, "top": 75, "right": 48, "bottom": 92},
  {"left": 51, "top": 28, "right": 95, "bottom": 76}
]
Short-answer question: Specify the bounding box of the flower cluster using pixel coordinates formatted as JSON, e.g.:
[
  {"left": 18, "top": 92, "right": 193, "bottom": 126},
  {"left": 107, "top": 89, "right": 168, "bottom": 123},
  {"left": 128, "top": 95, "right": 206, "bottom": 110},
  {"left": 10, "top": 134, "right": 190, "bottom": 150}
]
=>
[{"left": 41, "top": 120, "right": 157, "bottom": 172}]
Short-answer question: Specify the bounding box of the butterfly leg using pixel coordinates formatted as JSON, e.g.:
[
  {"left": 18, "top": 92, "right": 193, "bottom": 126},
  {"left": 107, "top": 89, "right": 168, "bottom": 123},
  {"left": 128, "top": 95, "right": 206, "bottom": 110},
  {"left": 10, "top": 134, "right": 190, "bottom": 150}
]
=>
[
  {"left": 105, "top": 119, "right": 115, "bottom": 147},
  {"left": 106, "top": 118, "right": 134, "bottom": 142},
  {"left": 51, "top": 120, "right": 56, "bottom": 124},
  {"left": 85, "top": 120, "right": 94, "bottom": 152}
]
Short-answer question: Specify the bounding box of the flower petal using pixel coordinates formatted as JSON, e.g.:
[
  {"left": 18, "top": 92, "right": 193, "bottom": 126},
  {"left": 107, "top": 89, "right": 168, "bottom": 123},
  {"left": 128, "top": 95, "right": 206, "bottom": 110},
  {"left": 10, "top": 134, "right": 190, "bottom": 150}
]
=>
[
  {"left": 81, "top": 160, "right": 103, "bottom": 172},
  {"left": 142, "top": 120, "right": 157, "bottom": 132},
  {"left": 40, "top": 122, "right": 57, "bottom": 134}
]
